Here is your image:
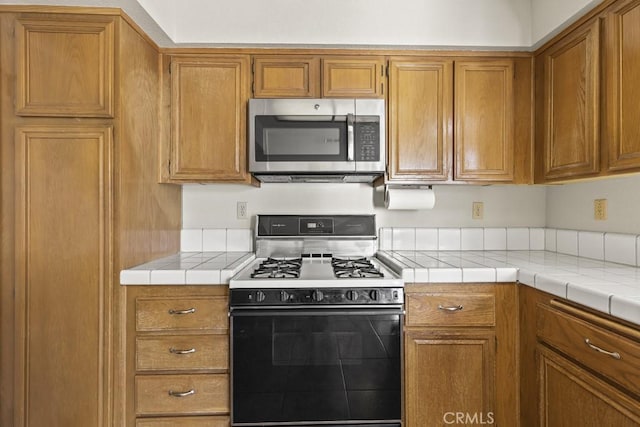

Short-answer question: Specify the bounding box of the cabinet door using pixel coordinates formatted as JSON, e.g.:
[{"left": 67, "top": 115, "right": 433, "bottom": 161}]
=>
[
  {"left": 322, "top": 57, "right": 385, "bottom": 98},
  {"left": 387, "top": 59, "right": 453, "bottom": 181},
  {"left": 540, "top": 20, "right": 600, "bottom": 180},
  {"left": 539, "top": 347, "right": 640, "bottom": 426},
  {"left": 16, "top": 16, "right": 114, "bottom": 117},
  {"left": 455, "top": 60, "right": 514, "bottom": 181},
  {"left": 252, "top": 56, "right": 320, "bottom": 98},
  {"left": 14, "top": 126, "right": 113, "bottom": 427},
  {"left": 404, "top": 330, "right": 496, "bottom": 427},
  {"left": 170, "top": 56, "right": 250, "bottom": 182},
  {"left": 604, "top": 0, "right": 640, "bottom": 172}
]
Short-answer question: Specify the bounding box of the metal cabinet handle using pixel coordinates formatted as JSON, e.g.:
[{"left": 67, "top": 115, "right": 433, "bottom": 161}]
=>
[
  {"left": 584, "top": 338, "right": 622, "bottom": 360},
  {"left": 169, "top": 347, "right": 196, "bottom": 355},
  {"left": 347, "top": 113, "right": 355, "bottom": 161},
  {"left": 168, "top": 389, "right": 195, "bottom": 397},
  {"left": 438, "top": 304, "right": 463, "bottom": 312},
  {"left": 168, "top": 307, "right": 196, "bottom": 315}
]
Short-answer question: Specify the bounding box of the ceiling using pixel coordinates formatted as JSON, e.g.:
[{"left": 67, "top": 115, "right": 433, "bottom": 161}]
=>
[{"left": 0, "top": 0, "right": 601, "bottom": 48}]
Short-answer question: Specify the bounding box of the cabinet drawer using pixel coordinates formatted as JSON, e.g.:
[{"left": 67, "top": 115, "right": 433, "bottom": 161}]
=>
[
  {"left": 135, "top": 374, "right": 229, "bottom": 416},
  {"left": 136, "top": 335, "right": 228, "bottom": 372},
  {"left": 406, "top": 293, "right": 495, "bottom": 327},
  {"left": 537, "top": 304, "right": 640, "bottom": 396},
  {"left": 136, "top": 297, "right": 228, "bottom": 332},
  {"left": 136, "top": 415, "right": 229, "bottom": 427}
]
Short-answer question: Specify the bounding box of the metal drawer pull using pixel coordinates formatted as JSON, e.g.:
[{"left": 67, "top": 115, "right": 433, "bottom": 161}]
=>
[
  {"left": 168, "top": 389, "right": 195, "bottom": 397},
  {"left": 584, "top": 338, "right": 622, "bottom": 360},
  {"left": 438, "top": 304, "right": 464, "bottom": 312},
  {"left": 169, "top": 347, "right": 196, "bottom": 355},
  {"left": 168, "top": 307, "right": 196, "bottom": 315}
]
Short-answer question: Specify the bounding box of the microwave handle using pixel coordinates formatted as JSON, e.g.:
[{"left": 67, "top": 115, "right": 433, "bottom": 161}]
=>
[{"left": 347, "top": 114, "right": 355, "bottom": 161}]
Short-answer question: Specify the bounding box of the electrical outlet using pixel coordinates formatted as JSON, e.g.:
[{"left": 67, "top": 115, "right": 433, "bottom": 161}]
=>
[
  {"left": 594, "top": 199, "right": 607, "bottom": 220},
  {"left": 237, "top": 201, "right": 247, "bottom": 219},
  {"left": 472, "top": 202, "right": 484, "bottom": 220}
]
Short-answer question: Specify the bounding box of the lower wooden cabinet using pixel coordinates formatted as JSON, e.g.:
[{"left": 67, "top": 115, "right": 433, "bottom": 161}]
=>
[
  {"left": 125, "top": 286, "right": 230, "bottom": 426},
  {"left": 403, "top": 284, "right": 517, "bottom": 427},
  {"left": 538, "top": 346, "right": 640, "bottom": 426},
  {"left": 521, "top": 285, "right": 640, "bottom": 426}
]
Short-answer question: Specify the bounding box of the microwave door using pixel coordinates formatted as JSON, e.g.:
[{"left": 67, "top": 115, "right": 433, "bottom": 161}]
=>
[{"left": 252, "top": 115, "right": 356, "bottom": 173}]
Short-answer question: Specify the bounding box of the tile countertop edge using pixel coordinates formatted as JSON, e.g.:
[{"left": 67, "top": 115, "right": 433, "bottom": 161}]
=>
[
  {"left": 378, "top": 251, "right": 640, "bottom": 327},
  {"left": 119, "top": 252, "right": 256, "bottom": 286}
]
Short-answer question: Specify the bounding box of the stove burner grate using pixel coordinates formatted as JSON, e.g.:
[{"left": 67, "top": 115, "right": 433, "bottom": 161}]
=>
[
  {"left": 331, "top": 257, "right": 384, "bottom": 278},
  {"left": 250, "top": 257, "right": 302, "bottom": 279}
]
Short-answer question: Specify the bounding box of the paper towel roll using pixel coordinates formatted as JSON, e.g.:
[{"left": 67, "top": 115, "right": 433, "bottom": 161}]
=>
[{"left": 385, "top": 187, "right": 436, "bottom": 210}]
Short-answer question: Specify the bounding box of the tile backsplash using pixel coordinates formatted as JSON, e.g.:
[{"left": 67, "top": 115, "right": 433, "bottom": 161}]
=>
[
  {"left": 379, "top": 227, "right": 546, "bottom": 252},
  {"left": 381, "top": 227, "right": 640, "bottom": 268},
  {"left": 181, "top": 228, "right": 253, "bottom": 252},
  {"left": 182, "top": 226, "right": 640, "bottom": 268}
]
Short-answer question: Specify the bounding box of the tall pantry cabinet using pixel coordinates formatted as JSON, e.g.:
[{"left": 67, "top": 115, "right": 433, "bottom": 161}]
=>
[{"left": 0, "top": 10, "right": 181, "bottom": 427}]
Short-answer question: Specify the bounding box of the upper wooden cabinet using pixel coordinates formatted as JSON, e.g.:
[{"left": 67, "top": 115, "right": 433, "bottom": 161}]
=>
[
  {"left": 603, "top": 0, "right": 640, "bottom": 172},
  {"left": 16, "top": 15, "right": 115, "bottom": 118},
  {"left": 537, "top": 20, "right": 600, "bottom": 181},
  {"left": 455, "top": 60, "right": 515, "bottom": 181},
  {"left": 252, "top": 56, "right": 320, "bottom": 98},
  {"left": 252, "top": 55, "right": 385, "bottom": 98},
  {"left": 388, "top": 57, "right": 525, "bottom": 183},
  {"left": 321, "top": 57, "right": 385, "bottom": 98},
  {"left": 169, "top": 56, "right": 251, "bottom": 182},
  {"left": 387, "top": 58, "right": 453, "bottom": 181}
]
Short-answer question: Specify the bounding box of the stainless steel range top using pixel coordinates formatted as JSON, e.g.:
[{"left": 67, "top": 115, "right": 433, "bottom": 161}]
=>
[{"left": 228, "top": 214, "right": 403, "bottom": 294}]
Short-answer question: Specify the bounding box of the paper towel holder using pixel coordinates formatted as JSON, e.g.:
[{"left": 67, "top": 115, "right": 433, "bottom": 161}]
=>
[{"left": 384, "top": 184, "right": 434, "bottom": 209}]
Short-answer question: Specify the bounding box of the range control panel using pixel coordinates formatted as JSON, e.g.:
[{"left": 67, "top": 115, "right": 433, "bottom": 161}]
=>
[{"left": 230, "top": 287, "right": 404, "bottom": 306}]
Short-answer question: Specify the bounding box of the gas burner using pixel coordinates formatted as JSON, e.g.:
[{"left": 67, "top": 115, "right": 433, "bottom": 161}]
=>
[
  {"left": 250, "top": 257, "right": 302, "bottom": 279},
  {"left": 331, "top": 257, "right": 384, "bottom": 279},
  {"left": 260, "top": 257, "right": 302, "bottom": 270}
]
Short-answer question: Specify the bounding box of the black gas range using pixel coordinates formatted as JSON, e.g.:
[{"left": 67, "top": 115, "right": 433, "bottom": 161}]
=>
[{"left": 228, "top": 215, "right": 403, "bottom": 427}]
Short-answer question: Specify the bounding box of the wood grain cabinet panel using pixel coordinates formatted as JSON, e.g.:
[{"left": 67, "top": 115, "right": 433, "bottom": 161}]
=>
[
  {"left": 406, "top": 292, "right": 496, "bottom": 327},
  {"left": 253, "top": 56, "right": 320, "bottom": 98},
  {"left": 16, "top": 16, "right": 114, "bottom": 117},
  {"left": 14, "top": 125, "right": 113, "bottom": 427},
  {"left": 322, "top": 57, "right": 385, "bottom": 98},
  {"left": 405, "top": 330, "right": 496, "bottom": 427},
  {"left": 604, "top": 0, "right": 640, "bottom": 172},
  {"left": 136, "top": 416, "right": 230, "bottom": 427},
  {"left": 170, "top": 56, "right": 250, "bottom": 182},
  {"left": 538, "top": 347, "right": 640, "bottom": 426},
  {"left": 136, "top": 297, "right": 228, "bottom": 332},
  {"left": 455, "top": 60, "right": 515, "bottom": 181},
  {"left": 136, "top": 335, "right": 229, "bottom": 372},
  {"left": 404, "top": 284, "right": 517, "bottom": 427},
  {"left": 135, "top": 374, "right": 229, "bottom": 416},
  {"left": 387, "top": 59, "right": 453, "bottom": 181},
  {"left": 539, "top": 20, "right": 600, "bottom": 180}
]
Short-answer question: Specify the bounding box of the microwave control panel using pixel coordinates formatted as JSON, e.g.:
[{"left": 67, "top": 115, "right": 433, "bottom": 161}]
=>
[{"left": 355, "top": 122, "right": 380, "bottom": 162}]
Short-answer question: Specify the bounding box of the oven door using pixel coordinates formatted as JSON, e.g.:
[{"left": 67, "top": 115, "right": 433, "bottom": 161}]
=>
[{"left": 230, "top": 307, "right": 403, "bottom": 426}]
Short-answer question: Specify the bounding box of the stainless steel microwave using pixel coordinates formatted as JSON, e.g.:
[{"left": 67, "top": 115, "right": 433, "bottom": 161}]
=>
[{"left": 248, "top": 98, "right": 385, "bottom": 183}]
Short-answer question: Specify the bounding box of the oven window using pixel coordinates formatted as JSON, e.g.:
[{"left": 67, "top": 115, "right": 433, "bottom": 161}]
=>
[
  {"left": 231, "top": 311, "right": 401, "bottom": 424},
  {"left": 254, "top": 116, "right": 348, "bottom": 161}
]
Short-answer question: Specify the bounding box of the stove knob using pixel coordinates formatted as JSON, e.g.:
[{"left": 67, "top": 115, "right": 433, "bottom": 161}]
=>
[
  {"left": 345, "top": 290, "right": 357, "bottom": 301},
  {"left": 312, "top": 290, "right": 324, "bottom": 302},
  {"left": 279, "top": 290, "right": 290, "bottom": 302},
  {"left": 369, "top": 290, "right": 379, "bottom": 301},
  {"left": 255, "top": 290, "right": 266, "bottom": 303}
]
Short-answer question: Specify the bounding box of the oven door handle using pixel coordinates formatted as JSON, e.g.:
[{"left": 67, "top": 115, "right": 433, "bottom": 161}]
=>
[{"left": 230, "top": 307, "right": 403, "bottom": 317}]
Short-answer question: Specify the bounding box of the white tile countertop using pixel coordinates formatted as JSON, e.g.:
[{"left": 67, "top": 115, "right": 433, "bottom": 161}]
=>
[
  {"left": 377, "top": 250, "right": 640, "bottom": 326},
  {"left": 119, "top": 252, "right": 255, "bottom": 285}
]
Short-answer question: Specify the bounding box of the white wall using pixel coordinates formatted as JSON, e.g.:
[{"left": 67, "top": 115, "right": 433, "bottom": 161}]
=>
[
  {"left": 546, "top": 174, "right": 640, "bottom": 234},
  {"left": 138, "top": 0, "right": 533, "bottom": 47},
  {"left": 182, "top": 183, "right": 546, "bottom": 229},
  {"left": 531, "top": 0, "right": 601, "bottom": 46}
]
